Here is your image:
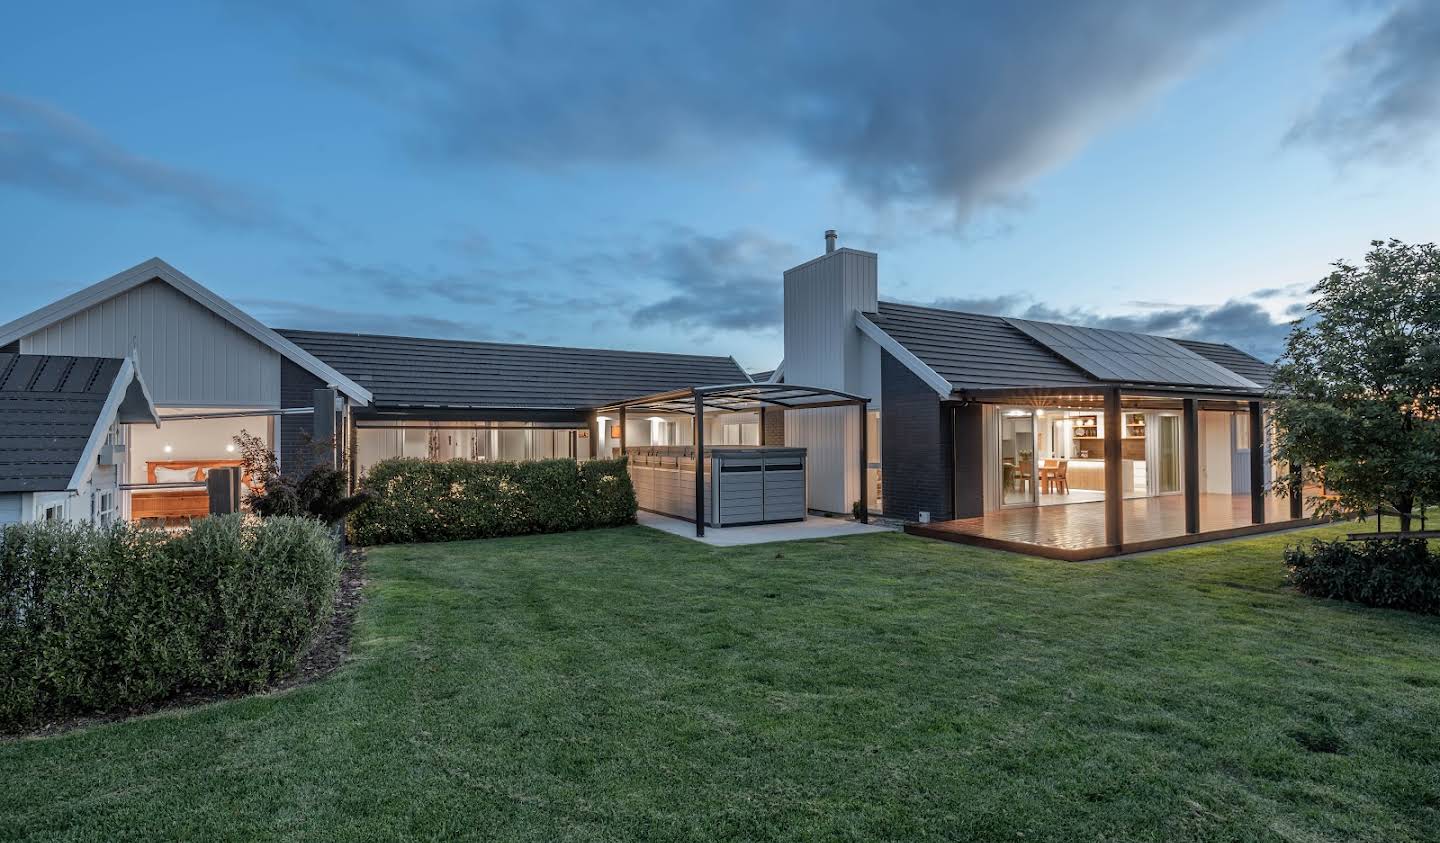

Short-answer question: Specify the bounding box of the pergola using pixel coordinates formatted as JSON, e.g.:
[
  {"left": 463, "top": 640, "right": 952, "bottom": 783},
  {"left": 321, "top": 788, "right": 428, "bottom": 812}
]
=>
[{"left": 594, "top": 382, "right": 870, "bottom": 536}]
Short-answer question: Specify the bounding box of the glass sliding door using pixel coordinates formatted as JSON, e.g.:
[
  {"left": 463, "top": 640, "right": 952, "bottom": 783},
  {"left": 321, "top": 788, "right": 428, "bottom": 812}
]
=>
[{"left": 999, "top": 408, "right": 1036, "bottom": 507}]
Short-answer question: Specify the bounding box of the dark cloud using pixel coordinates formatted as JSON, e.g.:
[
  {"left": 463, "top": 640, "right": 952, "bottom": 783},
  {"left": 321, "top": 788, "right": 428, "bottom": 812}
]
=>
[
  {"left": 1286, "top": 0, "right": 1440, "bottom": 162},
  {"left": 928, "top": 293, "right": 1300, "bottom": 363},
  {"left": 260, "top": 1, "right": 1264, "bottom": 219},
  {"left": 629, "top": 230, "right": 796, "bottom": 333},
  {"left": 304, "top": 255, "right": 623, "bottom": 314},
  {"left": 0, "top": 93, "right": 313, "bottom": 239}
]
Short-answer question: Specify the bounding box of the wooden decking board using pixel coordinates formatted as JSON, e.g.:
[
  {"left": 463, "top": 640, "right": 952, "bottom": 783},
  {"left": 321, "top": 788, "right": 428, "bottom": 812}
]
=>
[{"left": 907, "top": 494, "right": 1318, "bottom": 561}]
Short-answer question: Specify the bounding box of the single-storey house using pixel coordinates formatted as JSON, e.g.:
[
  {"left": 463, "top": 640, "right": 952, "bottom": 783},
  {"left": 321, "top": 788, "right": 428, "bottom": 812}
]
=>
[
  {"left": 0, "top": 238, "right": 1303, "bottom": 557},
  {"left": 0, "top": 352, "right": 158, "bottom": 526}
]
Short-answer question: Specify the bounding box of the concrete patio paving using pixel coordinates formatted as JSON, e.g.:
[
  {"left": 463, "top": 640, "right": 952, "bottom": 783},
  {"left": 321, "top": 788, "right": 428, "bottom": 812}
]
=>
[{"left": 637, "top": 510, "right": 893, "bottom": 546}]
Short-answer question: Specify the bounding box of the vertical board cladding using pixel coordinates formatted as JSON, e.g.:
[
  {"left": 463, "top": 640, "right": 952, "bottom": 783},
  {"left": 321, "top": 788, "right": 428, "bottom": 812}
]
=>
[
  {"left": 18, "top": 279, "right": 280, "bottom": 407},
  {"left": 279, "top": 358, "right": 324, "bottom": 475},
  {"left": 880, "top": 350, "right": 952, "bottom": 521},
  {"left": 785, "top": 406, "right": 858, "bottom": 514},
  {"left": 782, "top": 249, "right": 878, "bottom": 392}
]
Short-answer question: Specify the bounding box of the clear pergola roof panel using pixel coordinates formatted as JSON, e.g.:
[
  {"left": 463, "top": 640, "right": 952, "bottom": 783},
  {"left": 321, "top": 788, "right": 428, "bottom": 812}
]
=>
[
  {"left": 1005, "top": 318, "right": 1261, "bottom": 390},
  {"left": 595, "top": 382, "right": 869, "bottom": 415}
]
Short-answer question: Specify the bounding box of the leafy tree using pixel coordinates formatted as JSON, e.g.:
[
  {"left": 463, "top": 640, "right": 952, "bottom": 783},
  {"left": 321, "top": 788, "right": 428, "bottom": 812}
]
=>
[
  {"left": 1269, "top": 239, "right": 1440, "bottom": 531},
  {"left": 233, "top": 430, "right": 369, "bottom": 525}
]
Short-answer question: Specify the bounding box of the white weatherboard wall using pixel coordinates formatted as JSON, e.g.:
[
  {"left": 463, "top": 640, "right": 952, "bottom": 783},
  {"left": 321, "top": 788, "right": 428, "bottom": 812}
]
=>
[
  {"left": 19, "top": 280, "right": 281, "bottom": 408},
  {"left": 782, "top": 247, "right": 880, "bottom": 513}
]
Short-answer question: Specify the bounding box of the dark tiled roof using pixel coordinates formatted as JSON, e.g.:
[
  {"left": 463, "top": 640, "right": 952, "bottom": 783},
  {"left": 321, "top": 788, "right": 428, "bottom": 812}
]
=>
[
  {"left": 1173, "top": 339, "right": 1275, "bottom": 389},
  {"left": 870, "top": 301, "right": 1272, "bottom": 395},
  {"left": 870, "top": 302, "right": 1094, "bottom": 390},
  {"left": 749, "top": 370, "right": 775, "bottom": 383},
  {"left": 278, "top": 330, "right": 750, "bottom": 410},
  {"left": 0, "top": 354, "right": 122, "bottom": 492}
]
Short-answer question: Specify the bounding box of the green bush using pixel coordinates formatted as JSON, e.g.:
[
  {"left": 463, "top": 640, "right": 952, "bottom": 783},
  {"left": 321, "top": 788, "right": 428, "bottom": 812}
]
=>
[
  {"left": 1285, "top": 537, "right": 1440, "bottom": 614},
  {"left": 0, "top": 515, "right": 338, "bottom": 730},
  {"left": 350, "top": 457, "right": 637, "bottom": 545}
]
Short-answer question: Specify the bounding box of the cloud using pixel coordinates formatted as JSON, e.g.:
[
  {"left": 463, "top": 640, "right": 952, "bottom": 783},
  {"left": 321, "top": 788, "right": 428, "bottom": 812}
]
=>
[
  {"left": 1286, "top": 0, "right": 1440, "bottom": 162},
  {"left": 0, "top": 92, "right": 313, "bottom": 238},
  {"left": 629, "top": 230, "right": 796, "bottom": 333},
  {"left": 261, "top": 1, "right": 1264, "bottom": 221},
  {"left": 927, "top": 293, "right": 1300, "bottom": 363},
  {"left": 237, "top": 297, "right": 489, "bottom": 340}
]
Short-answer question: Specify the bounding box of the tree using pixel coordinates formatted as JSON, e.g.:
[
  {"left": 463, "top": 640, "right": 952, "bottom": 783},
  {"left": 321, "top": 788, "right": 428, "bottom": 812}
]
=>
[
  {"left": 1269, "top": 239, "right": 1440, "bottom": 531},
  {"left": 233, "top": 430, "right": 369, "bottom": 525}
]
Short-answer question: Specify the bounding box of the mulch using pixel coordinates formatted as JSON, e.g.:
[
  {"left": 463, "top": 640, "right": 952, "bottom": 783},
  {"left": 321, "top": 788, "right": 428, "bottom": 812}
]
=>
[{"left": 4, "top": 548, "right": 367, "bottom": 742}]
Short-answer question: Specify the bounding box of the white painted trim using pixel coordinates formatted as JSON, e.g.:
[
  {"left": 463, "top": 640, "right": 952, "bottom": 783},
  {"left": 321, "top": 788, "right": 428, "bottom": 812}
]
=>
[
  {"left": 66, "top": 357, "right": 159, "bottom": 492},
  {"left": 767, "top": 361, "right": 784, "bottom": 384},
  {"left": 0, "top": 258, "right": 372, "bottom": 405},
  {"left": 853, "top": 311, "right": 954, "bottom": 398}
]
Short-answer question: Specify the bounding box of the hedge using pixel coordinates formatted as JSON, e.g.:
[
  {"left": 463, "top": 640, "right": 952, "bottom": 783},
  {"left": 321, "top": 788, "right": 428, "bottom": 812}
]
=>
[
  {"left": 1285, "top": 537, "right": 1440, "bottom": 615},
  {"left": 0, "top": 515, "right": 338, "bottom": 730},
  {"left": 350, "top": 457, "right": 637, "bottom": 545}
]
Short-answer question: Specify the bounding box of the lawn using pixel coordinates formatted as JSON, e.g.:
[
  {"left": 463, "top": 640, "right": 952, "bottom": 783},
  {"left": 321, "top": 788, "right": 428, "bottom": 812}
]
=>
[{"left": 3, "top": 523, "right": 1438, "bottom": 841}]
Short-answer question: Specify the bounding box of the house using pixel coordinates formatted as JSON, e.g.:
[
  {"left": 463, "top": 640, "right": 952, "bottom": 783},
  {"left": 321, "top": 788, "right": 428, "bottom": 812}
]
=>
[
  {"left": 0, "top": 242, "right": 1299, "bottom": 557},
  {"left": 0, "top": 352, "right": 159, "bottom": 526},
  {"left": 772, "top": 232, "right": 1298, "bottom": 559}
]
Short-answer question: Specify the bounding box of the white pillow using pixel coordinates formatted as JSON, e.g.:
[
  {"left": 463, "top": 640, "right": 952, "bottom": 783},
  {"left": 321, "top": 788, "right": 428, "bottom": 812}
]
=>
[{"left": 154, "top": 466, "right": 196, "bottom": 484}]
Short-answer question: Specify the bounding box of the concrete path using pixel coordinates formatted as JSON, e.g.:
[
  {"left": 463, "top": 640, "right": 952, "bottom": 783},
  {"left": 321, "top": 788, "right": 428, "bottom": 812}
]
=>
[{"left": 637, "top": 510, "right": 893, "bottom": 547}]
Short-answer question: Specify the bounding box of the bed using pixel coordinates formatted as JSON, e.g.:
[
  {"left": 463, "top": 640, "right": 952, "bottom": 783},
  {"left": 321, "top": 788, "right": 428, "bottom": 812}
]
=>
[{"left": 130, "top": 459, "right": 251, "bottom": 523}]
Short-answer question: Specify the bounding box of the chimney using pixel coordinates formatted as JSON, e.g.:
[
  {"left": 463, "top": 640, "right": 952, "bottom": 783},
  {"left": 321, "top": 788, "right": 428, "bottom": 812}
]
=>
[{"left": 824, "top": 229, "right": 837, "bottom": 253}]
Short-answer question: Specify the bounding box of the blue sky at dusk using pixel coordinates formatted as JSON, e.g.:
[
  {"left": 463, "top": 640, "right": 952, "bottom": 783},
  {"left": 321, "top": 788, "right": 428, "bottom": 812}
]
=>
[{"left": 2, "top": 1, "right": 1437, "bottom": 371}]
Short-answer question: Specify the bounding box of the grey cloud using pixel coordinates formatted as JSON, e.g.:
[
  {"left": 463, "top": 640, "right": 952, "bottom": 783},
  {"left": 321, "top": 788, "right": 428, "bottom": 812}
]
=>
[
  {"left": 304, "top": 255, "right": 625, "bottom": 314},
  {"left": 628, "top": 230, "right": 796, "bottom": 333},
  {"left": 0, "top": 93, "right": 313, "bottom": 239},
  {"left": 260, "top": 1, "right": 1265, "bottom": 220},
  {"left": 238, "top": 297, "right": 496, "bottom": 341},
  {"left": 1286, "top": 0, "right": 1440, "bottom": 162}
]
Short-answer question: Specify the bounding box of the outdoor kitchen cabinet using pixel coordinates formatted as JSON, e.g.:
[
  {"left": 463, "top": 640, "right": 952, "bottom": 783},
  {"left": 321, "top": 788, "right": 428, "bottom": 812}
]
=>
[{"left": 627, "top": 446, "right": 807, "bottom": 527}]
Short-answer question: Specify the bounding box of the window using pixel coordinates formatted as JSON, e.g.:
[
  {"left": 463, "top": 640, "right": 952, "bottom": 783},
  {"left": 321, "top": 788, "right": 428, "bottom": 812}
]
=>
[
  {"left": 43, "top": 502, "right": 65, "bottom": 522},
  {"left": 95, "top": 490, "right": 117, "bottom": 527}
]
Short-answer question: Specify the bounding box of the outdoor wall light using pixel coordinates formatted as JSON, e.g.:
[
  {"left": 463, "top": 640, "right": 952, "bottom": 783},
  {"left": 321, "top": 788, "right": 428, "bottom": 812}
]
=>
[{"left": 163, "top": 444, "right": 173, "bottom": 453}]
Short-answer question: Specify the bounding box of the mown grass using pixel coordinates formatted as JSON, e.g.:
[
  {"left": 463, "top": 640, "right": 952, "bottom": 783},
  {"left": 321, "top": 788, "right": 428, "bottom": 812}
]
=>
[{"left": 2, "top": 522, "right": 1438, "bottom": 841}]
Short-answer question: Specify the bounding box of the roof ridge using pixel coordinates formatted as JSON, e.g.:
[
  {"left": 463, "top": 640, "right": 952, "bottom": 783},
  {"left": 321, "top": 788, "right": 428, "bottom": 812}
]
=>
[{"left": 275, "top": 328, "right": 742, "bottom": 363}]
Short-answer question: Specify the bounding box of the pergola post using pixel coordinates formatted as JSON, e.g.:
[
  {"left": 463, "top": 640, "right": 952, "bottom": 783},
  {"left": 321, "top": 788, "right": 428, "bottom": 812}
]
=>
[
  {"left": 1104, "top": 387, "right": 1123, "bottom": 549},
  {"left": 1249, "top": 400, "right": 1265, "bottom": 524},
  {"left": 857, "top": 400, "right": 869, "bottom": 524},
  {"left": 1183, "top": 398, "right": 1199, "bottom": 534},
  {"left": 758, "top": 406, "right": 767, "bottom": 446},
  {"left": 693, "top": 392, "right": 705, "bottom": 537},
  {"left": 618, "top": 406, "right": 627, "bottom": 456},
  {"left": 1289, "top": 460, "right": 1304, "bottom": 520}
]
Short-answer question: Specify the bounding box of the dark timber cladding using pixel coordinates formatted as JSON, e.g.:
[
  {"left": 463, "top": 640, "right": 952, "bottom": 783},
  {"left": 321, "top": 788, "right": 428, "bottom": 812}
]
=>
[
  {"left": 278, "top": 329, "right": 748, "bottom": 411},
  {"left": 0, "top": 354, "right": 123, "bottom": 492}
]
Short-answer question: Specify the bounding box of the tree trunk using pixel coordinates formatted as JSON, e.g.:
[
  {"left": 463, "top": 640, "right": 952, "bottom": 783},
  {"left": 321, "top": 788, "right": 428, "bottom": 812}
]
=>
[{"left": 1397, "top": 494, "right": 1414, "bottom": 533}]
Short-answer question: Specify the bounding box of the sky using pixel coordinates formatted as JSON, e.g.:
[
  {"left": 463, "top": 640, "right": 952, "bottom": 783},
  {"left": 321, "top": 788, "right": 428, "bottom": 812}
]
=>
[{"left": 1, "top": 0, "right": 1437, "bottom": 372}]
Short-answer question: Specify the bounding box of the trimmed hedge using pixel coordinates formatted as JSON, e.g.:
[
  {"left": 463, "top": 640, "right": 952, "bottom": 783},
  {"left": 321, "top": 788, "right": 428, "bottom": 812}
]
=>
[
  {"left": 350, "top": 457, "right": 637, "bottom": 545},
  {"left": 0, "top": 515, "right": 338, "bottom": 730},
  {"left": 1285, "top": 537, "right": 1440, "bottom": 615}
]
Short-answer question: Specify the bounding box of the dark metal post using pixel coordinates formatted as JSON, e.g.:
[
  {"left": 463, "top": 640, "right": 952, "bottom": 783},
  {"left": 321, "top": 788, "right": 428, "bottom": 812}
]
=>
[
  {"left": 1249, "top": 401, "right": 1265, "bottom": 524},
  {"left": 857, "top": 401, "right": 869, "bottom": 523},
  {"left": 1104, "top": 388, "right": 1123, "bottom": 549},
  {"left": 312, "top": 388, "right": 337, "bottom": 470},
  {"left": 618, "top": 406, "right": 627, "bottom": 456},
  {"left": 694, "top": 393, "right": 705, "bottom": 537},
  {"left": 1289, "top": 460, "right": 1303, "bottom": 520},
  {"left": 757, "top": 406, "right": 767, "bottom": 446},
  {"left": 1183, "top": 398, "right": 1199, "bottom": 534}
]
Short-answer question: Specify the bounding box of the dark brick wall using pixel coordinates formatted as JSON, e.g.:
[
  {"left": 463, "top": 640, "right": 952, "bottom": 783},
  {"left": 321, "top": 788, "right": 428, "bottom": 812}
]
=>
[
  {"left": 952, "top": 403, "right": 985, "bottom": 518},
  {"left": 880, "top": 350, "right": 953, "bottom": 521},
  {"left": 279, "top": 358, "right": 323, "bottom": 476}
]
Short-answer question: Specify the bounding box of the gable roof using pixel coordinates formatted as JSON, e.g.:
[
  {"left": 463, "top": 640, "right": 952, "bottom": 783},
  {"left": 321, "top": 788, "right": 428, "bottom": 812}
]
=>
[
  {"left": 1005, "top": 317, "right": 1260, "bottom": 390},
  {"left": 0, "top": 353, "right": 159, "bottom": 493},
  {"left": 278, "top": 329, "right": 751, "bottom": 411},
  {"left": 866, "top": 300, "right": 1272, "bottom": 397},
  {"left": 0, "top": 258, "right": 371, "bottom": 405}
]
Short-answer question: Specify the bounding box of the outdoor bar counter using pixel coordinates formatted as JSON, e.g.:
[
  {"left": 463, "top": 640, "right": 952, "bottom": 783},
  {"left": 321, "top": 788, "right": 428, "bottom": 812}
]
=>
[{"left": 627, "top": 446, "right": 807, "bottom": 527}]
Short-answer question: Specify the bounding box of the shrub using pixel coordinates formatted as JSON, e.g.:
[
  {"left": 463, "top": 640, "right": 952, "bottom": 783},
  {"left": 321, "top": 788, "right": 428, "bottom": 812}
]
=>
[
  {"left": 234, "top": 430, "right": 369, "bottom": 524},
  {"left": 1285, "top": 537, "right": 1440, "bottom": 615},
  {"left": 0, "top": 515, "right": 338, "bottom": 730},
  {"left": 350, "top": 457, "right": 637, "bottom": 545}
]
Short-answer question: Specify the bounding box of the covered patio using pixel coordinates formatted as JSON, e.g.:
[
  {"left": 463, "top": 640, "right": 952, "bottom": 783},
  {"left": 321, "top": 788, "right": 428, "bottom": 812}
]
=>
[{"left": 910, "top": 385, "right": 1316, "bottom": 560}]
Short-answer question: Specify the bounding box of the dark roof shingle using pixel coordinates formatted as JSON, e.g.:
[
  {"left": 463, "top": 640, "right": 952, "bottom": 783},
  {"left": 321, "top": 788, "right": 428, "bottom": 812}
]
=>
[
  {"left": 0, "top": 354, "right": 122, "bottom": 493},
  {"left": 278, "top": 330, "right": 749, "bottom": 410}
]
